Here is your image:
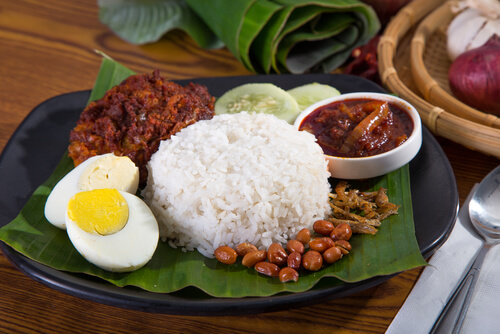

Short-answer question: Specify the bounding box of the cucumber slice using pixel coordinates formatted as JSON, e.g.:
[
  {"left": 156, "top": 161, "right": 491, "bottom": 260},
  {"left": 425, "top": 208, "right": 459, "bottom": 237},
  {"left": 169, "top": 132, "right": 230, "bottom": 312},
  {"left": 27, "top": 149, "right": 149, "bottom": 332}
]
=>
[
  {"left": 214, "top": 83, "right": 300, "bottom": 124},
  {"left": 287, "top": 83, "right": 341, "bottom": 111}
]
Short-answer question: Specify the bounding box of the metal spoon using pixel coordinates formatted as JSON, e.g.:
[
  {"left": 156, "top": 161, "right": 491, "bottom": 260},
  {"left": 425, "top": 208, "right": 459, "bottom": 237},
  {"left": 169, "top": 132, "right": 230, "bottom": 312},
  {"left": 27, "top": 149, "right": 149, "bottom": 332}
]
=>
[{"left": 431, "top": 165, "right": 500, "bottom": 334}]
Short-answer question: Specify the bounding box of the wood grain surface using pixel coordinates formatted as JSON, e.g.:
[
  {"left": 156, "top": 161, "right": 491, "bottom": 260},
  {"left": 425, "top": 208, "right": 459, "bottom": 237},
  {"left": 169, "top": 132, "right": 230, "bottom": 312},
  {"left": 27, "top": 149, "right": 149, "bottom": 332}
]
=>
[{"left": 0, "top": 1, "right": 498, "bottom": 333}]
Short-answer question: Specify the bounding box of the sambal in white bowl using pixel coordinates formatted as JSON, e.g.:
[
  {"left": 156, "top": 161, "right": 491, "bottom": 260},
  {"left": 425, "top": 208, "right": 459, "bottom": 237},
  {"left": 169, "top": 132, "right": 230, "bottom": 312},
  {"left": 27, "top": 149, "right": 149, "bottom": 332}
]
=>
[{"left": 294, "top": 92, "right": 422, "bottom": 179}]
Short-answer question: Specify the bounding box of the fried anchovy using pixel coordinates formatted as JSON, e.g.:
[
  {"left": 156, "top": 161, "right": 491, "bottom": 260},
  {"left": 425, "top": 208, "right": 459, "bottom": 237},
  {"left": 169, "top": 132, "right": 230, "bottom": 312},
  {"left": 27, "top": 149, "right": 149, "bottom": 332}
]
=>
[
  {"left": 327, "top": 182, "right": 400, "bottom": 235},
  {"left": 329, "top": 217, "right": 378, "bottom": 235}
]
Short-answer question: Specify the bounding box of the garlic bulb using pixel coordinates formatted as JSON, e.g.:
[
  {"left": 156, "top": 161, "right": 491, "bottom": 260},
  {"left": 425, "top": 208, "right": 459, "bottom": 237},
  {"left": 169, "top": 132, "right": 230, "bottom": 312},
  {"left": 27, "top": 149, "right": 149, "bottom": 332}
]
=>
[{"left": 447, "top": 0, "right": 500, "bottom": 61}]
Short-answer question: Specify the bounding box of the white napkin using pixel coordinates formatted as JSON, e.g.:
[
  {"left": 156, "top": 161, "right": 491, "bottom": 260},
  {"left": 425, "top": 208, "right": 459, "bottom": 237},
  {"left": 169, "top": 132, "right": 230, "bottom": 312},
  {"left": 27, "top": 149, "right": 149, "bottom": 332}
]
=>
[{"left": 386, "top": 185, "right": 500, "bottom": 334}]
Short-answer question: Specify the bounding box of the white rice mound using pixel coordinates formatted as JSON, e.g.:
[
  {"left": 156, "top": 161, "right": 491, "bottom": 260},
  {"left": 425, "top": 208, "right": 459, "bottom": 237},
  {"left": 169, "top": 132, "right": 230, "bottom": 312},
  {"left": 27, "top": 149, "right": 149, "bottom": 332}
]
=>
[{"left": 142, "top": 112, "right": 331, "bottom": 258}]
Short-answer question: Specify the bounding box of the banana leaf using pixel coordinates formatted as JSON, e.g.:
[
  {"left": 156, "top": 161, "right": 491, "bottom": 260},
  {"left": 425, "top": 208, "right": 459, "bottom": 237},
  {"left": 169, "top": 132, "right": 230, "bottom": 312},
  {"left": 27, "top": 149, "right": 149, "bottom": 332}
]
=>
[
  {"left": 89, "top": 52, "right": 137, "bottom": 102},
  {"left": 98, "top": 0, "right": 379, "bottom": 74},
  {"left": 238, "top": 0, "right": 282, "bottom": 72},
  {"left": 185, "top": 0, "right": 380, "bottom": 74},
  {"left": 98, "top": 0, "right": 223, "bottom": 49},
  {"left": 0, "top": 57, "right": 426, "bottom": 298}
]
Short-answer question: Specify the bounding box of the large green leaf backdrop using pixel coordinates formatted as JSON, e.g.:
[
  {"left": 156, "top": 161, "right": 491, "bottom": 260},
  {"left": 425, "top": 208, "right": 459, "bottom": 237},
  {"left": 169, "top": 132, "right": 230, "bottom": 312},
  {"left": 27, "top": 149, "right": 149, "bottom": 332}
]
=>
[
  {"left": 0, "top": 57, "right": 426, "bottom": 297},
  {"left": 98, "top": 0, "right": 380, "bottom": 74}
]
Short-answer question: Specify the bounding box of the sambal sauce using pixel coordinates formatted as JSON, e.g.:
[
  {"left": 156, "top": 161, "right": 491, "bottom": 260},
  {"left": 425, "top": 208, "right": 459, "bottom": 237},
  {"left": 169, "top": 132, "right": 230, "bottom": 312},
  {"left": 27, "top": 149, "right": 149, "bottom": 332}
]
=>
[{"left": 298, "top": 99, "right": 413, "bottom": 158}]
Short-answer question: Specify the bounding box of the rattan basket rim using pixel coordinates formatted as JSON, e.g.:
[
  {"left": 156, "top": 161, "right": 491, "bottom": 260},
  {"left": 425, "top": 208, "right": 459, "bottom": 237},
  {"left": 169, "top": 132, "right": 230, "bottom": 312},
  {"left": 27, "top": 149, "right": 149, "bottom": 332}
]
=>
[
  {"left": 377, "top": 0, "right": 500, "bottom": 158},
  {"left": 410, "top": 0, "right": 500, "bottom": 129}
]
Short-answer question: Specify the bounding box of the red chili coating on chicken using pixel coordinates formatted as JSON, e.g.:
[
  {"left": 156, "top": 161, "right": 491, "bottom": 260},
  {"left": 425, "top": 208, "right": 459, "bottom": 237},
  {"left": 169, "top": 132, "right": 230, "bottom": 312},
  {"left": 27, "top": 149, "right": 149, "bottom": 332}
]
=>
[{"left": 68, "top": 70, "right": 215, "bottom": 186}]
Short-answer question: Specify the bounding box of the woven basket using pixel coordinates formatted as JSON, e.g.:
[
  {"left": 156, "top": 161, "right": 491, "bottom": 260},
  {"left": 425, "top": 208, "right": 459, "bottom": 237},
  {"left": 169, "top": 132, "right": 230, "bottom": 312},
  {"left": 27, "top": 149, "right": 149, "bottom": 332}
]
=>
[{"left": 378, "top": 0, "right": 500, "bottom": 158}]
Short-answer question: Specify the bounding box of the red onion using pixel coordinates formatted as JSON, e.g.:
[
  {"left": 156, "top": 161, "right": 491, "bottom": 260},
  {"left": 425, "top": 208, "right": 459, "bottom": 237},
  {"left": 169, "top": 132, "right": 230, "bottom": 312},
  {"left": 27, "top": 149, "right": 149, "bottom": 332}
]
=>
[
  {"left": 360, "top": 0, "right": 413, "bottom": 25},
  {"left": 448, "top": 35, "right": 500, "bottom": 116}
]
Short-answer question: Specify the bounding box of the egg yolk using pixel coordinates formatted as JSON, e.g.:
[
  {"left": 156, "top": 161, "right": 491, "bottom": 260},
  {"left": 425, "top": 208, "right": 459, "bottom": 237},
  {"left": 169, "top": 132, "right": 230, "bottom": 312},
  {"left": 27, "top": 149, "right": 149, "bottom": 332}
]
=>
[
  {"left": 67, "top": 189, "right": 128, "bottom": 235},
  {"left": 78, "top": 154, "right": 138, "bottom": 192}
]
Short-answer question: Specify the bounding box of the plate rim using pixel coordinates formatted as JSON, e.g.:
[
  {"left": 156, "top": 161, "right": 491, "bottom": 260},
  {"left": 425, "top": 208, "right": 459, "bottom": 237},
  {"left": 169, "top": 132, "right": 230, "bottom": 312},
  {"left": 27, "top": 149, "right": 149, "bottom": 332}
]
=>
[{"left": 0, "top": 74, "right": 459, "bottom": 315}]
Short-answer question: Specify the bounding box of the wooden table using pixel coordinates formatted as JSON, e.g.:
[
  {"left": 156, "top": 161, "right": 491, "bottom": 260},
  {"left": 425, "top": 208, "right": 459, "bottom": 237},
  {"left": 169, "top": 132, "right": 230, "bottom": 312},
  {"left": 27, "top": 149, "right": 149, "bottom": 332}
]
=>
[{"left": 1, "top": 1, "right": 498, "bottom": 333}]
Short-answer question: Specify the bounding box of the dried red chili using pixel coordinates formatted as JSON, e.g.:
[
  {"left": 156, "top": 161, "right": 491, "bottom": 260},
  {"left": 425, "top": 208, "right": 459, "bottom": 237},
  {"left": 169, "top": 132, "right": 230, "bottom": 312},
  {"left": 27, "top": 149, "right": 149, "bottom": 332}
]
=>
[{"left": 343, "top": 35, "right": 381, "bottom": 85}]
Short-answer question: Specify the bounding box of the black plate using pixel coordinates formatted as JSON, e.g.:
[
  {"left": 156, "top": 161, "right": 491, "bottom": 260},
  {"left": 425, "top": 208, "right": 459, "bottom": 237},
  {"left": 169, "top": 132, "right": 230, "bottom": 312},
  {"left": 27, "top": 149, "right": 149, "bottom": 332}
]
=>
[{"left": 0, "top": 74, "right": 458, "bottom": 316}]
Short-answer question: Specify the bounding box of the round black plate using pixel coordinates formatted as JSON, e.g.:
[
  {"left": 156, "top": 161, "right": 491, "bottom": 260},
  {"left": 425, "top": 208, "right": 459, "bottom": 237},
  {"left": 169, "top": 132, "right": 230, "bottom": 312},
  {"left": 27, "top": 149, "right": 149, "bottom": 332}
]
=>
[{"left": 0, "top": 74, "right": 458, "bottom": 315}]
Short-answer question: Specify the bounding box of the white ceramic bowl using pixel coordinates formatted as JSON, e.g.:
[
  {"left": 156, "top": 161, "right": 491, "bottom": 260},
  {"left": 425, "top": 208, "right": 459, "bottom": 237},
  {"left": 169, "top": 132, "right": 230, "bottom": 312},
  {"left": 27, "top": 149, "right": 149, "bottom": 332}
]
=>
[{"left": 294, "top": 92, "right": 422, "bottom": 179}]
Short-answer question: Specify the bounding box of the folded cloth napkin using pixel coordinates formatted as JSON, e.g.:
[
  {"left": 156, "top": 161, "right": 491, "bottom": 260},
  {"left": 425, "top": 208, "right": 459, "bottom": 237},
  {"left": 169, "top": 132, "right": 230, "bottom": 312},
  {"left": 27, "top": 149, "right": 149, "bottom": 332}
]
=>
[{"left": 386, "top": 185, "right": 500, "bottom": 333}]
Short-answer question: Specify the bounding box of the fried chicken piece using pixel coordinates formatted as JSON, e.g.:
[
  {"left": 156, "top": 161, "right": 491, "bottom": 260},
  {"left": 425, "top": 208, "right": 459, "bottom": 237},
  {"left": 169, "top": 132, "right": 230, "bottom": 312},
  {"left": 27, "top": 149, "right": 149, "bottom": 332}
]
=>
[{"left": 68, "top": 70, "right": 215, "bottom": 186}]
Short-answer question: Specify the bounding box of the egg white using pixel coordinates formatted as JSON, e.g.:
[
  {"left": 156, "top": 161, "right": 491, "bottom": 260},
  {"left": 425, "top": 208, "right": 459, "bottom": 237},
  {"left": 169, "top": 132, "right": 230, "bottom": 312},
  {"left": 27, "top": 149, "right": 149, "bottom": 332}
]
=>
[
  {"left": 44, "top": 153, "right": 139, "bottom": 229},
  {"left": 65, "top": 191, "right": 159, "bottom": 272}
]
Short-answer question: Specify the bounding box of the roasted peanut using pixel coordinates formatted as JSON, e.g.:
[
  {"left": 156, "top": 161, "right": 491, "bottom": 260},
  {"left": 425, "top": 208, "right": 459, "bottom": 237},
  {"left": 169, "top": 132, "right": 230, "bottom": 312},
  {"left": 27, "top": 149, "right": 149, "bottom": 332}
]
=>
[
  {"left": 235, "top": 242, "right": 258, "bottom": 257},
  {"left": 254, "top": 262, "right": 280, "bottom": 277},
  {"left": 330, "top": 223, "right": 353, "bottom": 241},
  {"left": 296, "top": 228, "right": 311, "bottom": 245},
  {"left": 286, "top": 239, "right": 305, "bottom": 254},
  {"left": 279, "top": 267, "right": 299, "bottom": 283},
  {"left": 214, "top": 246, "right": 238, "bottom": 265},
  {"left": 309, "top": 237, "right": 334, "bottom": 253},
  {"left": 287, "top": 251, "right": 302, "bottom": 270},
  {"left": 302, "top": 250, "right": 323, "bottom": 271},
  {"left": 335, "top": 240, "right": 352, "bottom": 255},
  {"left": 323, "top": 236, "right": 335, "bottom": 249},
  {"left": 323, "top": 246, "right": 343, "bottom": 264},
  {"left": 242, "top": 250, "right": 267, "bottom": 267},
  {"left": 267, "top": 243, "right": 288, "bottom": 266},
  {"left": 308, "top": 238, "right": 327, "bottom": 253},
  {"left": 313, "top": 219, "right": 335, "bottom": 236}
]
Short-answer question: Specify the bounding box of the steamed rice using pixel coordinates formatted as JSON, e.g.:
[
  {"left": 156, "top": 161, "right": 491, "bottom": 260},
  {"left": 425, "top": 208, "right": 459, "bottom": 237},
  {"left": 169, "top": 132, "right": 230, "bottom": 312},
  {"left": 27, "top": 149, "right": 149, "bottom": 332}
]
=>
[{"left": 142, "top": 112, "right": 331, "bottom": 258}]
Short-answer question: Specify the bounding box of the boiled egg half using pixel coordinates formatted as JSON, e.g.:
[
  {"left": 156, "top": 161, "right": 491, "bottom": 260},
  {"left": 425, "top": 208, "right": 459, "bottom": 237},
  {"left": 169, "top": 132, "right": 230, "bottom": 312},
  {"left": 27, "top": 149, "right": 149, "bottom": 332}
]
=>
[
  {"left": 65, "top": 188, "right": 159, "bottom": 272},
  {"left": 45, "top": 153, "right": 140, "bottom": 229}
]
